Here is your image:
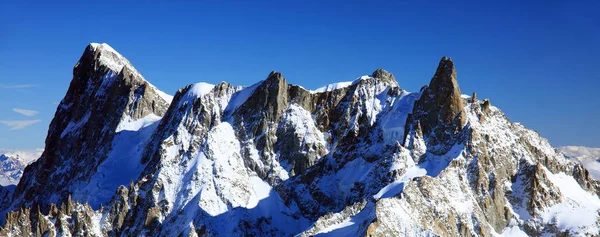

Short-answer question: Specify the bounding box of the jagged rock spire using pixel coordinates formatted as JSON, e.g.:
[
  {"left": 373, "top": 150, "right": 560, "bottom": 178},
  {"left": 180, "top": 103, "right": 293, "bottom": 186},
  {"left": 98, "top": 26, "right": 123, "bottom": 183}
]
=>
[
  {"left": 236, "top": 71, "right": 289, "bottom": 131},
  {"left": 429, "top": 56, "right": 465, "bottom": 126},
  {"left": 406, "top": 56, "right": 466, "bottom": 153}
]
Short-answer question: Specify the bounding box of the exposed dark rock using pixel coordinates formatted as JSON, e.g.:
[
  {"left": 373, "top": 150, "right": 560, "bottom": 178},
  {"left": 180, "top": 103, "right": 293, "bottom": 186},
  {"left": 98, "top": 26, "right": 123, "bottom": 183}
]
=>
[
  {"left": 407, "top": 56, "right": 466, "bottom": 154},
  {"left": 6, "top": 43, "right": 171, "bottom": 213},
  {"left": 482, "top": 99, "right": 491, "bottom": 113},
  {"left": 371, "top": 68, "right": 397, "bottom": 86},
  {"left": 1, "top": 44, "right": 597, "bottom": 236}
]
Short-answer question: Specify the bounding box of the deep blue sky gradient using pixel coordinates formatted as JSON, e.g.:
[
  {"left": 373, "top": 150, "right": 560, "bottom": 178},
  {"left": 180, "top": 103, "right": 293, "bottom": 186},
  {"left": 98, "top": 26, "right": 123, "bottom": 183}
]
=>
[{"left": 1, "top": 0, "right": 599, "bottom": 149}]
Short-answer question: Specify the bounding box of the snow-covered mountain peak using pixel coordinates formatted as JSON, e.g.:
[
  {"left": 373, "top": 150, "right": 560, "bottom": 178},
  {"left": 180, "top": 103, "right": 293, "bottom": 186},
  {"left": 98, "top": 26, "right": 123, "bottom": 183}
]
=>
[
  {"left": 1, "top": 45, "right": 599, "bottom": 236},
  {"left": 2, "top": 44, "right": 173, "bottom": 214},
  {"left": 88, "top": 42, "right": 133, "bottom": 73}
]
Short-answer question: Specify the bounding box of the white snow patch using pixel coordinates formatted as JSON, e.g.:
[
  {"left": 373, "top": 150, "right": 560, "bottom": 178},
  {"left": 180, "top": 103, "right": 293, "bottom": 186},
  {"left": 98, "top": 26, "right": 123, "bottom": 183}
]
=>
[
  {"left": 224, "top": 81, "right": 261, "bottom": 113},
  {"left": 155, "top": 89, "right": 174, "bottom": 104},
  {"left": 281, "top": 104, "right": 328, "bottom": 157},
  {"left": 89, "top": 43, "right": 173, "bottom": 104},
  {"left": 373, "top": 166, "right": 427, "bottom": 199},
  {"left": 500, "top": 225, "right": 528, "bottom": 237},
  {"left": 310, "top": 75, "right": 373, "bottom": 93},
  {"left": 72, "top": 114, "right": 162, "bottom": 208},
  {"left": 380, "top": 91, "right": 418, "bottom": 143},
  {"left": 60, "top": 111, "right": 91, "bottom": 138},
  {"left": 89, "top": 43, "right": 129, "bottom": 73},
  {"left": 314, "top": 203, "right": 374, "bottom": 237},
  {"left": 187, "top": 82, "right": 215, "bottom": 98},
  {"left": 541, "top": 169, "right": 600, "bottom": 233},
  {"left": 115, "top": 114, "right": 162, "bottom": 133},
  {"left": 311, "top": 81, "right": 353, "bottom": 93}
]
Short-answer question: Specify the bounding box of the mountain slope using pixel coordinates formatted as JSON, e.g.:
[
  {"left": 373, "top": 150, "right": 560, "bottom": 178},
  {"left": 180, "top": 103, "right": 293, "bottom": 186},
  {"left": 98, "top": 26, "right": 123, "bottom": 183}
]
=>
[
  {"left": 1, "top": 43, "right": 599, "bottom": 237},
  {"left": 1, "top": 43, "right": 172, "bottom": 214},
  {"left": 560, "top": 146, "right": 600, "bottom": 180}
]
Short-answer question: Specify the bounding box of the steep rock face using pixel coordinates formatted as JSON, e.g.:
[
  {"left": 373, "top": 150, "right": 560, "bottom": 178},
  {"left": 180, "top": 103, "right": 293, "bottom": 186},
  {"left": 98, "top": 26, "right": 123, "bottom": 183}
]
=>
[
  {"left": 5, "top": 43, "right": 171, "bottom": 213},
  {"left": 407, "top": 57, "right": 466, "bottom": 155},
  {"left": 2, "top": 44, "right": 600, "bottom": 237}
]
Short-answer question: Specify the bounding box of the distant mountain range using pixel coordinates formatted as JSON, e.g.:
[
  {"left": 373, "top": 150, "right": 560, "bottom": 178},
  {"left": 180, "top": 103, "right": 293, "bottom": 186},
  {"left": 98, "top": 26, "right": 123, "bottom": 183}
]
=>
[
  {"left": 0, "top": 43, "right": 599, "bottom": 236},
  {"left": 0, "top": 149, "right": 42, "bottom": 186}
]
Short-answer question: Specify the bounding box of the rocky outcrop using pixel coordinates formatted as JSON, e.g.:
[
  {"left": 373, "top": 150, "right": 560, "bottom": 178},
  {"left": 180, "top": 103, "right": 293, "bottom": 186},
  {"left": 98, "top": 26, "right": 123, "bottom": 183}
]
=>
[
  {"left": 2, "top": 44, "right": 599, "bottom": 237},
  {"left": 0, "top": 195, "right": 100, "bottom": 237},
  {"left": 407, "top": 56, "right": 466, "bottom": 154},
  {"left": 371, "top": 68, "right": 398, "bottom": 87}
]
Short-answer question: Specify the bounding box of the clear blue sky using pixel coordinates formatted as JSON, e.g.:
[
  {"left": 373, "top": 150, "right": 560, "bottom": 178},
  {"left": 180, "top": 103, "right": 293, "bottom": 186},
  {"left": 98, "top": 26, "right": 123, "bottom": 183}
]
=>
[{"left": 1, "top": 0, "right": 598, "bottom": 149}]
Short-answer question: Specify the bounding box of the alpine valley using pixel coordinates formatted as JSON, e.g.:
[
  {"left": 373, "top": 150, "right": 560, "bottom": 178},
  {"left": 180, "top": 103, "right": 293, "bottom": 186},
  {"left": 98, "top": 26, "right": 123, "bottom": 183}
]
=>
[{"left": 1, "top": 43, "right": 599, "bottom": 237}]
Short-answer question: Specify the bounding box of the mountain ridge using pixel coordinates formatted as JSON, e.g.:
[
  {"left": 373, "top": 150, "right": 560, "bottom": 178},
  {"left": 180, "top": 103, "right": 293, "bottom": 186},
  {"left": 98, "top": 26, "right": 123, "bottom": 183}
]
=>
[{"left": 1, "top": 43, "right": 599, "bottom": 237}]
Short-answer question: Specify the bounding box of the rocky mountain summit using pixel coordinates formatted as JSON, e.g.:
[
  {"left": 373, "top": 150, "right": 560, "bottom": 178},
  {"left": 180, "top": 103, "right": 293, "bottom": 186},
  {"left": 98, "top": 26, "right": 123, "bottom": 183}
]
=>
[{"left": 1, "top": 43, "right": 599, "bottom": 236}]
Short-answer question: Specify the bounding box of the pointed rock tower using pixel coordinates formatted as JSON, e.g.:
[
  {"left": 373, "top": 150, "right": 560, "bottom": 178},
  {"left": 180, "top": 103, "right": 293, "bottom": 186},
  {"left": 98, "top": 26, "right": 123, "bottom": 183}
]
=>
[
  {"left": 407, "top": 56, "right": 466, "bottom": 154},
  {"left": 7, "top": 43, "right": 172, "bottom": 211}
]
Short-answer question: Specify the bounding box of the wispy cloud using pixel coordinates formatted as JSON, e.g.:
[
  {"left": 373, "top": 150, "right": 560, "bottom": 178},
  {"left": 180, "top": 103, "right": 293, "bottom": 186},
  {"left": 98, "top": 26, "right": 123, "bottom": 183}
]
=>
[
  {"left": 0, "top": 84, "right": 37, "bottom": 89},
  {"left": 0, "top": 120, "right": 41, "bottom": 130},
  {"left": 12, "top": 108, "right": 39, "bottom": 117}
]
